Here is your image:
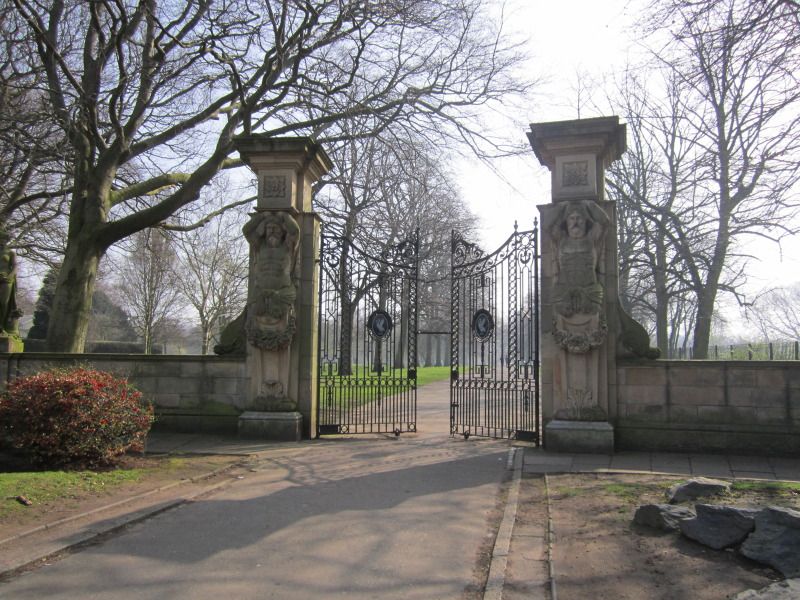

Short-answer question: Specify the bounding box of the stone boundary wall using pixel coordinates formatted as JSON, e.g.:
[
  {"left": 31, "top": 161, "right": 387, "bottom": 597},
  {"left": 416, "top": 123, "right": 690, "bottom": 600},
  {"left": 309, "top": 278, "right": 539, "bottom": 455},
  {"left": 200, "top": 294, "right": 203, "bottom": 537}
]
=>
[
  {"left": 0, "top": 353, "right": 248, "bottom": 434},
  {"left": 616, "top": 360, "right": 800, "bottom": 455}
]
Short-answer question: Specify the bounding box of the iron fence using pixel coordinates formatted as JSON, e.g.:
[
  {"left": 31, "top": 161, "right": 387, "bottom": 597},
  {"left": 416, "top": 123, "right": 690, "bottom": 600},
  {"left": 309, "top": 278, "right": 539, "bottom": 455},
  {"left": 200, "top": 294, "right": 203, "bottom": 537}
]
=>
[{"left": 675, "top": 340, "right": 800, "bottom": 360}]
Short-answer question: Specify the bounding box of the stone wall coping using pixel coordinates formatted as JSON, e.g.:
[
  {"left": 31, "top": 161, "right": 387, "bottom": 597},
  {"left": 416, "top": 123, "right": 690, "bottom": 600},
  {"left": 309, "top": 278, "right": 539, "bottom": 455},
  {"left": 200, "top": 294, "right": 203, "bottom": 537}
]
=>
[
  {"left": 1, "top": 353, "right": 245, "bottom": 363},
  {"left": 618, "top": 359, "right": 799, "bottom": 368},
  {"left": 615, "top": 421, "right": 798, "bottom": 434},
  {"left": 547, "top": 420, "right": 614, "bottom": 432}
]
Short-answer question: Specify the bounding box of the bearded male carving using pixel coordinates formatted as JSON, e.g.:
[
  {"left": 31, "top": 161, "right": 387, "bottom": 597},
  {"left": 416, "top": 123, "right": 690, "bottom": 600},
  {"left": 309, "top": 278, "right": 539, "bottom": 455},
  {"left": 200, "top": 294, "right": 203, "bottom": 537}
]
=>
[
  {"left": 548, "top": 200, "right": 610, "bottom": 353},
  {"left": 243, "top": 211, "right": 300, "bottom": 350}
]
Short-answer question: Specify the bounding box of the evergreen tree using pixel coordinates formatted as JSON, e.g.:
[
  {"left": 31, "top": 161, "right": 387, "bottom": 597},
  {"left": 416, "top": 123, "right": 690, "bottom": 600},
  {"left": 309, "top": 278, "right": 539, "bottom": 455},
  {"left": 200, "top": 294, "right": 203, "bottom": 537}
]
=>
[
  {"left": 27, "top": 266, "right": 136, "bottom": 342},
  {"left": 26, "top": 266, "right": 58, "bottom": 340}
]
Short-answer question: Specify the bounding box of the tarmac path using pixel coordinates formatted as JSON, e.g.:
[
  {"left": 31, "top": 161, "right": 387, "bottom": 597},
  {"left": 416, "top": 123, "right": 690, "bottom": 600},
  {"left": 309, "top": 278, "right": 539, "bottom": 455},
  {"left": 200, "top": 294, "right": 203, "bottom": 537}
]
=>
[{"left": 1, "top": 380, "right": 513, "bottom": 599}]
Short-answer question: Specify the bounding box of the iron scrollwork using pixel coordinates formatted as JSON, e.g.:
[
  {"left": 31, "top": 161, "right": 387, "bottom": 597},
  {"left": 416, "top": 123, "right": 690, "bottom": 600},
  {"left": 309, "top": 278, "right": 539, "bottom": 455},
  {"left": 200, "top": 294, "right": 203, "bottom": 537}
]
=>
[
  {"left": 450, "top": 223, "right": 540, "bottom": 444},
  {"left": 317, "top": 227, "right": 419, "bottom": 436}
]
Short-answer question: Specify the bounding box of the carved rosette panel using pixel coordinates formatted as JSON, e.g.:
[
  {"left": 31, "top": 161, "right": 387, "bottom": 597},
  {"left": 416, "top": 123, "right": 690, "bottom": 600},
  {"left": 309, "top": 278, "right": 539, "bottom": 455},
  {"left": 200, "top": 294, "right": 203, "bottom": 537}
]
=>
[
  {"left": 562, "top": 160, "right": 589, "bottom": 187},
  {"left": 263, "top": 175, "right": 287, "bottom": 199}
]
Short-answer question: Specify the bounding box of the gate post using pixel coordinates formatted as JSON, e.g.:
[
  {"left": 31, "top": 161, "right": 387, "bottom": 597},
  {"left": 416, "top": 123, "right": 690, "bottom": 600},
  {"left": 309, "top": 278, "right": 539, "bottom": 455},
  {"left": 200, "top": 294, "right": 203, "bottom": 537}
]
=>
[
  {"left": 528, "top": 117, "right": 626, "bottom": 452},
  {"left": 234, "top": 136, "right": 332, "bottom": 440}
]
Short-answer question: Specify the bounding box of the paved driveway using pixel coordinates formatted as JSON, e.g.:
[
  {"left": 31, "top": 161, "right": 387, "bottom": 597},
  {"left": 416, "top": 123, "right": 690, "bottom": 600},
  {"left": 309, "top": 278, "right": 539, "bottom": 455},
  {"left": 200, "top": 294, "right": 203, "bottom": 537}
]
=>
[{"left": 2, "top": 381, "right": 512, "bottom": 600}]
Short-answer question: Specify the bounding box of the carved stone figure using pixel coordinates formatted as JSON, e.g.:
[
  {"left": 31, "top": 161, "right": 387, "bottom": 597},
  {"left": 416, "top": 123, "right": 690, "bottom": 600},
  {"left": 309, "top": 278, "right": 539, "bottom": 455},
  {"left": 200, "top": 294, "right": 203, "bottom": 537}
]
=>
[
  {"left": 0, "top": 230, "right": 22, "bottom": 336},
  {"left": 213, "top": 310, "right": 246, "bottom": 355},
  {"left": 549, "top": 200, "right": 610, "bottom": 353},
  {"left": 244, "top": 211, "right": 300, "bottom": 350},
  {"left": 617, "top": 305, "right": 661, "bottom": 359}
]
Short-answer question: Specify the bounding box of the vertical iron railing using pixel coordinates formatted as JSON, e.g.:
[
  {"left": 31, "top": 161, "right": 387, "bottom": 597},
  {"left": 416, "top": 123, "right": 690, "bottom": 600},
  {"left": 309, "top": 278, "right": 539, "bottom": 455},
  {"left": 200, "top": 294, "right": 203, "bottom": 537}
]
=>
[
  {"left": 317, "top": 229, "right": 419, "bottom": 436},
  {"left": 450, "top": 224, "right": 540, "bottom": 443}
]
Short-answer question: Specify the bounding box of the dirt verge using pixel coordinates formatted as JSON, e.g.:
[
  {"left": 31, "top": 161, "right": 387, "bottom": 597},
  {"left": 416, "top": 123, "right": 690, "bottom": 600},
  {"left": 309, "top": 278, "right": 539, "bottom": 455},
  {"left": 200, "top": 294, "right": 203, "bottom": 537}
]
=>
[{"left": 523, "top": 473, "right": 799, "bottom": 600}]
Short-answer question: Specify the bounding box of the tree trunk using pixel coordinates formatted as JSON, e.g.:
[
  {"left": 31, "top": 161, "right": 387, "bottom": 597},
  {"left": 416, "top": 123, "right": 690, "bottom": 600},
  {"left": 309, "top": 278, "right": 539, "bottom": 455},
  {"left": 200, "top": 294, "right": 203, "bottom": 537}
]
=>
[
  {"left": 692, "top": 193, "right": 731, "bottom": 359},
  {"left": 654, "top": 230, "right": 669, "bottom": 357},
  {"left": 200, "top": 320, "right": 211, "bottom": 355},
  {"left": 692, "top": 288, "right": 717, "bottom": 359},
  {"left": 143, "top": 321, "right": 153, "bottom": 355},
  {"left": 46, "top": 238, "right": 102, "bottom": 352},
  {"left": 394, "top": 279, "right": 408, "bottom": 369},
  {"left": 338, "top": 239, "right": 354, "bottom": 377},
  {"left": 424, "top": 331, "right": 432, "bottom": 367}
]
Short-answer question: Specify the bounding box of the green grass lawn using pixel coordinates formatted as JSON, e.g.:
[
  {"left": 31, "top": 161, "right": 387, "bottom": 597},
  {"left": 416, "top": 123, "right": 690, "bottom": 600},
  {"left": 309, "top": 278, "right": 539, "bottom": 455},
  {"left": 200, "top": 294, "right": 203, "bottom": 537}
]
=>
[
  {"left": 416, "top": 366, "right": 452, "bottom": 386},
  {"left": 319, "top": 365, "right": 451, "bottom": 408},
  {"left": 730, "top": 480, "right": 800, "bottom": 496},
  {"left": 0, "top": 458, "right": 186, "bottom": 520}
]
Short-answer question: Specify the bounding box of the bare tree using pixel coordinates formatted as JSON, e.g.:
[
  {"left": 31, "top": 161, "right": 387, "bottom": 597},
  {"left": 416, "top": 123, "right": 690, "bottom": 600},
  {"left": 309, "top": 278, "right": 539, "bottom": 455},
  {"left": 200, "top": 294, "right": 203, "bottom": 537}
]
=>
[
  {"left": 112, "top": 228, "right": 184, "bottom": 354},
  {"left": 5, "top": 0, "right": 532, "bottom": 352},
  {"left": 318, "top": 131, "right": 476, "bottom": 372},
  {"left": 751, "top": 283, "right": 800, "bottom": 341},
  {"left": 648, "top": 0, "right": 800, "bottom": 39},
  {"left": 615, "top": 0, "right": 800, "bottom": 357},
  {"left": 0, "top": 6, "right": 70, "bottom": 265},
  {"left": 171, "top": 190, "right": 248, "bottom": 355},
  {"left": 607, "top": 68, "right": 705, "bottom": 356}
]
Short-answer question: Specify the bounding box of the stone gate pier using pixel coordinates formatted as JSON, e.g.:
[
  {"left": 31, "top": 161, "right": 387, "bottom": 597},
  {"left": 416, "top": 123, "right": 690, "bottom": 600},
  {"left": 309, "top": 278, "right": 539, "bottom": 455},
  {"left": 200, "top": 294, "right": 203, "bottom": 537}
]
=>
[
  {"left": 234, "top": 136, "right": 332, "bottom": 440},
  {"left": 529, "top": 117, "right": 630, "bottom": 452}
]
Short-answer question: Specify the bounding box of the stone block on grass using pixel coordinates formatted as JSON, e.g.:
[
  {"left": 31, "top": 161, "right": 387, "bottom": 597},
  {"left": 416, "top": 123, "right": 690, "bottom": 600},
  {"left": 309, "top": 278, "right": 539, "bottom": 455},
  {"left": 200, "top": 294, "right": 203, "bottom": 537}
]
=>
[{"left": 733, "top": 578, "right": 800, "bottom": 600}]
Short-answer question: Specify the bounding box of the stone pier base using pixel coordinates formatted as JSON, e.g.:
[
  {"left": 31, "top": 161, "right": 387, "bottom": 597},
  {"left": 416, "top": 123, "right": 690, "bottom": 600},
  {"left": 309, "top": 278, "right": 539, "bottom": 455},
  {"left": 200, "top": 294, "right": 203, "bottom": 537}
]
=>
[
  {"left": 238, "top": 411, "right": 302, "bottom": 442},
  {"left": 0, "top": 335, "right": 23, "bottom": 353},
  {"left": 545, "top": 420, "right": 614, "bottom": 453}
]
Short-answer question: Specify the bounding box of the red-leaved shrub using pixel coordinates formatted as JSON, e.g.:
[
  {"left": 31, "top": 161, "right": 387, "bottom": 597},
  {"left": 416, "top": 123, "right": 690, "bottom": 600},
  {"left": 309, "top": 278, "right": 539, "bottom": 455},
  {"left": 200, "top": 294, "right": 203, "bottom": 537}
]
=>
[{"left": 0, "top": 367, "right": 154, "bottom": 466}]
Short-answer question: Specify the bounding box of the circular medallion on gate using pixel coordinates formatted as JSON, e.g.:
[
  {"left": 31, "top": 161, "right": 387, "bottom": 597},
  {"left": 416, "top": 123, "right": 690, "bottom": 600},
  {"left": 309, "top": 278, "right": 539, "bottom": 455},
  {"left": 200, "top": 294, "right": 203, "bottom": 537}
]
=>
[
  {"left": 367, "top": 309, "right": 393, "bottom": 339},
  {"left": 472, "top": 309, "right": 494, "bottom": 341}
]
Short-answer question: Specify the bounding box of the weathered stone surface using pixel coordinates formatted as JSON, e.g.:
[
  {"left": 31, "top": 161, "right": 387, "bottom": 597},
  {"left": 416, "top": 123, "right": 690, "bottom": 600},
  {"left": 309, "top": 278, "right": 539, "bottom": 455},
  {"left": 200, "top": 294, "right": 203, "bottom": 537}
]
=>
[
  {"left": 238, "top": 411, "right": 302, "bottom": 442},
  {"left": 679, "top": 504, "right": 760, "bottom": 550},
  {"left": 633, "top": 504, "right": 695, "bottom": 532},
  {"left": 733, "top": 578, "right": 800, "bottom": 600},
  {"left": 667, "top": 477, "right": 730, "bottom": 503},
  {"left": 741, "top": 507, "right": 800, "bottom": 577},
  {"left": 545, "top": 420, "right": 614, "bottom": 453}
]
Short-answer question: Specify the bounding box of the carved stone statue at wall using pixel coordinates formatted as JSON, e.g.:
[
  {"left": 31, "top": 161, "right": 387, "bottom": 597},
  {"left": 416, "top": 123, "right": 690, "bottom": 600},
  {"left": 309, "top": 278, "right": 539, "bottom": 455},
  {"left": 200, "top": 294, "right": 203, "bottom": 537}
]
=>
[
  {"left": 0, "top": 230, "right": 22, "bottom": 337},
  {"left": 243, "top": 211, "right": 300, "bottom": 350},
  {"left": 549, "top": 200, "right": 610, "bottom": 354}
]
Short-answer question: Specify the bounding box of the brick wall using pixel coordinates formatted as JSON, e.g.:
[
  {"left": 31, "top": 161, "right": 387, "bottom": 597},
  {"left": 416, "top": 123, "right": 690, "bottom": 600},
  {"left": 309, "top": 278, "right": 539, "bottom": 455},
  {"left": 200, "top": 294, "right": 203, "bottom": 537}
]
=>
[
  {"left": 0, "top": 354, "right": 248, "bottom": 434},
  {"left": 616, "top": 360, "right": 800, "bottom": 455}
]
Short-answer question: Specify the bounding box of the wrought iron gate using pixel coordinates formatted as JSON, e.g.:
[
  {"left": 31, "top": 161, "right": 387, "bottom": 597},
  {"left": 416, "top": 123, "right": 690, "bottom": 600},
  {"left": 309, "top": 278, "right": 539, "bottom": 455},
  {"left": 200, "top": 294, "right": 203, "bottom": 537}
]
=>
[
  {"left": 317, "top": 229, "right": 419, "bottom": 436},
  {"left": 450, "top": 224, "right": 540, "bottom": 443}
]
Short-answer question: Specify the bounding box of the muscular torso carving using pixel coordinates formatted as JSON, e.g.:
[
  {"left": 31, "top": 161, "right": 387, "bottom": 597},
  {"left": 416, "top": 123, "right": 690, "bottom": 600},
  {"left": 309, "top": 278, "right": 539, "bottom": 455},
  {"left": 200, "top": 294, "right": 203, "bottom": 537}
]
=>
[
  {"left": 244, "top": 211, "right": 300, "bottom": 350},
  {"left": 548, "top": 200, "right": 609, "bottom": 353}
]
